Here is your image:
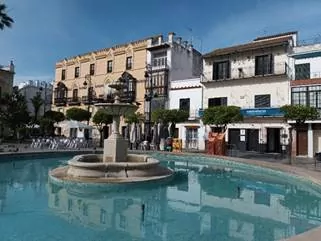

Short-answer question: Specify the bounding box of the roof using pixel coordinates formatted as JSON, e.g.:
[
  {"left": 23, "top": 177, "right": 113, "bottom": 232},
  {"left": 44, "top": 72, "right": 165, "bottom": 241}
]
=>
[
  {"left": 58, "top": 35, "right": 159, "bottom": 63},
  {"left": 253, "top": 31, "right": 297, "bottom": 41},
  {"left": 203, "top": 36, "right": 292, "bottom": 58}
]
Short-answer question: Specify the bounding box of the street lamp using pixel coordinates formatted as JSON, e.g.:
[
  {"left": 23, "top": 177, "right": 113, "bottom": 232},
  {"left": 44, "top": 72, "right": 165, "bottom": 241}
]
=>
[
  {"left": 83, "top": 74, "right": 92, "bottom": 125},
  {"left": 144, "top": 64, "right": 157, "bottom": 143}
]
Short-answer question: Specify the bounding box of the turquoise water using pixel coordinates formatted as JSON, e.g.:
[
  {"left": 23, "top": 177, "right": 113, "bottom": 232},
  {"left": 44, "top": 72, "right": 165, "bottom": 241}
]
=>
[{"left": 0, "top": 154, "right": 321, "bottom": 241}]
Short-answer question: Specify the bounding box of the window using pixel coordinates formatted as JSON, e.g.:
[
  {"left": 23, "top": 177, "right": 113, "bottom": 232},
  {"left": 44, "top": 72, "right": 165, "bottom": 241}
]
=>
[
  {"left": 126, "top": 57, "right": 132, "bottom": 70},
  {"left": 213, "top": 61, "right": 230, "bottom": 80},
  {"left": 74, "top": 66, "right": 80, "bottom": 78},
  {"left": 68, "top": 199, "right": 73, "bottom": 211},
  {"left": 152, "top": 52, "right": 167, "bottom": 67},
  {"left": 254, "top": 94, "right": 271, "bottom": 108},
  {"left": 72, "top": 89, "right": 78, "bottom": 101},
  {"left": 89, "top": 63, "right": 95, "bottom": 75},
  {"left": 107, "top": 60, "right": 113, "bottom": 73},
  {"left": 88, "top": 87, "right": 94, "bottom": 101},
  {"left": 295, "top": 63, "right": 310, "bottom": 80},
  {"left": 255, "top": 55, "right": 273, "bottom": 75},
  {"left": 208, "top": 97, "right": 227, "bottom": 107},
  {"left": 292, "top": 86, "right": 321, "bottom": 108},
  {"left": 100, "top": 209, "right": 106, "bottom": 224},
  {"left": 61, "top": 69, "right": 66, "bottom": 80},
  {"left": 179, "top": 98, "right": 190, "bottom": 113}
]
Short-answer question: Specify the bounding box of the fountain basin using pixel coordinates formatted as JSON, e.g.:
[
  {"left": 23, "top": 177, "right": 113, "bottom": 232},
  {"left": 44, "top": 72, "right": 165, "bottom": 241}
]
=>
[{"left": 49, "top": 154, "right": 174, "bottom": 184}]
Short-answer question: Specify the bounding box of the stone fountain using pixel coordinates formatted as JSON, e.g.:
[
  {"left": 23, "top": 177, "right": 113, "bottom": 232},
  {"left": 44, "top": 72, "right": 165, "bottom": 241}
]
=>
[{"left": 49, "top": 77, "right": 173, "bottom": 184}]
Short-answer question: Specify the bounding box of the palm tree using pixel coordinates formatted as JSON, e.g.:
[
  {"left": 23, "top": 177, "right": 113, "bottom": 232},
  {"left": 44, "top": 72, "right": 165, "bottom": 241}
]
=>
[
  {"left": 0, "top": 3, "right": 14, "bottom": 30},
  {"left": 30, "top": 92, "right": 44, "bottom": 123}
]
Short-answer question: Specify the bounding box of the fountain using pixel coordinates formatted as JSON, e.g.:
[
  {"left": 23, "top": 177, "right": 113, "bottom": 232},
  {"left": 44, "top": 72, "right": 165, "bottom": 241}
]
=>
[{"left": 49, "top": 77, "right": 173, "bottom": 184}]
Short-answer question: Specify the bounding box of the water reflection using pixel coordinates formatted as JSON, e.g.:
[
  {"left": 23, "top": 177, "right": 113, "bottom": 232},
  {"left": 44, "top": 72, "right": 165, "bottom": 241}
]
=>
[{"left": 47, "top": 160, "right": 321, "bottom": 241}]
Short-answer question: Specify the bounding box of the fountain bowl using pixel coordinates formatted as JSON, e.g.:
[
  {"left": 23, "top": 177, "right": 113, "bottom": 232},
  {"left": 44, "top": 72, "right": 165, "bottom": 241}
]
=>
[
  {"left": 94, "top": 102, "right": 138, "bottom": 116},
  {"left": 49, "top": 154, "right": 174, "bottom": 184}
]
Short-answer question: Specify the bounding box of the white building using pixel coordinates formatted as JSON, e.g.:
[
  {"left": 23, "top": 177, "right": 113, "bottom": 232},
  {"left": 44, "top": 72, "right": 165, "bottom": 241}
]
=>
[
  {"left": 18, "top": 80, "right": 53, "bottom": 118},
  {"left": 202, "top": 32, "right": 297, "bottom": 154},
  {"left": 288, "top": 42, "right": 321, "bottom": 157},
  {"left": 169, "top": 77, "right": 205, "bottom": 150},
  {"left": 144, "top": 33, "right": 202, "bottom": 137}
]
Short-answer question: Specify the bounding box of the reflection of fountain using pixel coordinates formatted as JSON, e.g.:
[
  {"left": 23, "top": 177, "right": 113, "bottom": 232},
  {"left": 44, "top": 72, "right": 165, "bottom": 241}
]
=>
[{"left": 49, "top": 77, "right": 173, "bottom": 184}]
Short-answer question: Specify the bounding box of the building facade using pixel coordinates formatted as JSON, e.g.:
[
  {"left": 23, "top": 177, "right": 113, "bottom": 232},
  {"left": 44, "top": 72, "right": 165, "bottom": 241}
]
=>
[
  {"left": 0, "top": 61, "right": 15, "bottom": 138},
  {"left": 18, "top": 80, "right": 53, "bottom": 119},
  {"left": 202, "top": 32, "right": 297, "bottom": 154},
  {"left": 144, "top": 33, "right": 202, "bottom": 138},
  {"left": 288, "top": 42, "right": 321, "bottom": 157},
  {"left": 53, "top": 37, "right": 153, "bottom": 138},
  {"left": 169, "top": 77, "right": 205, "bottom": 150}
]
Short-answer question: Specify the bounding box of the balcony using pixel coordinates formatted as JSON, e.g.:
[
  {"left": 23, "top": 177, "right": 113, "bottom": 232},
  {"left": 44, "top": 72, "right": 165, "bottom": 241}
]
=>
[
  {"left": 188, "top": 109, "right": 203, "bottom": 120},
  {"left": 67, "top": 97, "right": 81, "bottom": 106},
  {"left": 202, "top": 62, "right": 289, "bottom": 83},
  {"left": 54, "top": 98, "right": 67, "bottom": 107},
  {"left": 81, "top": 96, "right": 95, "bottom": 105},
  {"left": 151, "top": 57, "right": 169, "bottom": 70}
]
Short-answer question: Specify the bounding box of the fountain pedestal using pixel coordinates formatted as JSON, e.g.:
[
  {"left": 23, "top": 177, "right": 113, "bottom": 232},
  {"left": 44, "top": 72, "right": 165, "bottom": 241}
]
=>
[{"left": 103, "top": 135, "right": 128, "bottom": 162}]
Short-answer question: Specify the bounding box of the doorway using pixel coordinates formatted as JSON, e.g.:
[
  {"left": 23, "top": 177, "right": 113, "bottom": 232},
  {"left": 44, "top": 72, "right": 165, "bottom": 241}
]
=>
[
  {"left": 186, "top": 127, "right": 198, "bottom": 149},
  {"left": 246, "top": 129, "right": 259, "bottom": 152},
  {"left": 297, "top": 130, "right": 308, "bottom": 156},
  {"left": 267, "top": 128, "right": 281, "bottom": 153},
  {"left": 103, "top": 126, "right": 109, "bottom": 140}
]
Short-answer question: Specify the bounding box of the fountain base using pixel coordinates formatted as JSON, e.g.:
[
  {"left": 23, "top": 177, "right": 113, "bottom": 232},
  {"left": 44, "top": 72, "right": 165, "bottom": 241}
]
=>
[{"left": 49, "top": 154, "right": 174, "bottom": 184}]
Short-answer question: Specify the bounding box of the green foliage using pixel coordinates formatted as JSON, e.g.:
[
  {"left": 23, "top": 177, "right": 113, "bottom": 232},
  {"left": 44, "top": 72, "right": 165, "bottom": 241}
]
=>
[
  {"left": 41, "top": 111, "right": 65, "bottom": 136},
  {"left": 30, "top": 92, "right": 44, "bottom": 123},
  {"left": 0, "top": 88, "right": 30, "bottom": 138},
  {"left": 281, "top": 105, "right": 319, "bottom": 124},
  {"left": 66, "top": 107, "right": 91, "bottom": 122},
  {"left": 0, "top": 4, "right": 14, "bottom": 30},
  {"left": 44, "top": 110, "right": 65, "bottom": 123},
  {"left": 125, "top": 112, "right": 144, "bottom": 124},
  {"left": 151, "top": 109, "right": 189, "bottom": 124},
  {"left": 202, "top": 106, "right": 243, "bottom": 130},
  {"left": 92, "top": 109, "right": 113, "bottom": 130}
]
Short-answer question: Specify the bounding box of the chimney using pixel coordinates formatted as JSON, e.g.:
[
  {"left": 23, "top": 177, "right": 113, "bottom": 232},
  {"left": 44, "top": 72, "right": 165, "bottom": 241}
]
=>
[
  {"left": 168, "top": 32, "right": 175, "bottom": 43},
  {"left": 188, "top": 43, "right": 193, "bottom": 51},
  {"left": 177, "top": 37, "right": 182, "bottom": 45},
  {"left": 158, "top": 35, "right": 163, "bottom": 44},
  {"left": 183, "top": 41, "right": 188, "bottom": 48},
  {"left": 9, "top": 60, "right": 15, "bottom": 73}
]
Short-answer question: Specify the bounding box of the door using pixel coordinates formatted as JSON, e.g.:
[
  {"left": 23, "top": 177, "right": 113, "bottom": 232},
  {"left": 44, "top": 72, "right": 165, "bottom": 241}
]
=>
[
  {"left": 246, "top": 129, "right": 259, "bottom": 152},
  {"left": 228, "top": 129, "right": 240, "bottom": 150},
  {"left": 103, "top": 126, "right": 109, "bottom": 139},
  {"left": 267, "top": 128, "right": 281, "bottom": 153},
  {"left": 297, "top": 130, "right": 308, "bottom": 156},
  {"left": 186, "top": 128, "right": 198, "bottom": 149}
]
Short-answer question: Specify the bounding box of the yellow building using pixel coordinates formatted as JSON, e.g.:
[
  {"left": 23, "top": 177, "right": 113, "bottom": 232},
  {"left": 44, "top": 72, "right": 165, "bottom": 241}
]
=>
[
  {"left": 0, "top": 61, "right": 15, "bottom": 138},
  {"left": 53, "top": 37, "right": 155, "bottom": 137}
]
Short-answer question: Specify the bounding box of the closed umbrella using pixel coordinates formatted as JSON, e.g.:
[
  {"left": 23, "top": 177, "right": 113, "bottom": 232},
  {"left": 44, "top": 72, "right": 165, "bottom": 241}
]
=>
[
  {"left": 136, "top": 123, "right": 141, "bottom": 144},
  {"left": 130, "top": 123, "right": 136, "bottom": 144}
]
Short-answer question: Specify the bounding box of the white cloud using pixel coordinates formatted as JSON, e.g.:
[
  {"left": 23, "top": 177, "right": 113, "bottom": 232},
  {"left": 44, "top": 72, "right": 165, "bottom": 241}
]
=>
[{"left": 203, "top": 0, "right": 321, "bottom": 52}]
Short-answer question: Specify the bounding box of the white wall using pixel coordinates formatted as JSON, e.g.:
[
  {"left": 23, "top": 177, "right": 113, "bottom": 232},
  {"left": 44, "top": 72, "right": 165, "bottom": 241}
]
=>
[
  {"left": 203, "top": 77, "right": 289, "bottom": 109},
  {"left": 203, "top": 46, "right": 289, "bottom": 82}
]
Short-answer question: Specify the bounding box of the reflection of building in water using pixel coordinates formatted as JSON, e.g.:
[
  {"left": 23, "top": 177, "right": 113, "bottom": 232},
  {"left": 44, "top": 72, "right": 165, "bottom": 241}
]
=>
[
  {"left": 166, "top": 161, "right": 321, "bottom": 241},
  {"left": 47, "top": 184, "right": 168, "bottom": 240},
  {"left": 48, "top": 161, "right": 321, "bottom": 241}
]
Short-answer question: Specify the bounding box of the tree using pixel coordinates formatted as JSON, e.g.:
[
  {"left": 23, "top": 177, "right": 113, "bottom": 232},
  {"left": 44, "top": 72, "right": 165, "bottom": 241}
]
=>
[
  {"left": 125, "top": 112, "right": 144, "bottom": 124},
  {"left": 40, "top": 110, "right": 65, "bottom": 136},
  {"left": 152, "top": 109, "right": 189, "bottom": 137},
  {"left": 0, "top": 88, "right": 30, "bottom": 139},
  {"left": 202, "top": 106, "right": 243, "bottom": 132},
  {"left": 30, "top": 92, "right": 44, "bottom": 123},
  {"left": 0, "top": 4, "right": 14, "bottom": 30},
  {"left": 66, "top": 107, "right": 91, "bottom": 122},
  {"left": 92, "top": 109, "right": 113, "bottom": 147},
  {"left": 281, "top": 105, "right": 319, "bottom": 164}
]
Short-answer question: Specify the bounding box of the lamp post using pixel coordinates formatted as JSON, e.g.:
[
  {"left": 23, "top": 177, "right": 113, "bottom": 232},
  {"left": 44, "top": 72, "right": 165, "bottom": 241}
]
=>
[
  {"left": 83, "top": 74, "right": 92, "bottom": 125},
  {"left": 144, "top": 64, "right": 156, "bottom": 143}
]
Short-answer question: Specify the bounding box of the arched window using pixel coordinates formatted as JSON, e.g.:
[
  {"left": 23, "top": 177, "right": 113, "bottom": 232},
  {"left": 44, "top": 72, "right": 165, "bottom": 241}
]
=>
[
  {"left": 120, "top": 72, "right": 136, "bottom": 103},
  {"left": 54, "top": 82, "right": 68, "bottom": 106}
]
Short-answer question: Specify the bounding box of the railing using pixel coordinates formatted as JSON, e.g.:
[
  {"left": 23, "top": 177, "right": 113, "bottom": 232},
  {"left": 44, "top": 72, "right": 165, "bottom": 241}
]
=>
[
  {"left": 202, "top": 62, "right": 289, "bottom": 82},
  {"left": 54, "top": 98, "right": 67, "bottom": 106},
  {"left": 292, "top": 71, "right": 321, "bottom": 80},
  {"left": 67, "top": 97, "right": 81, "bottom": 105},
  {"left": 189, "top": 109, "right": 202, "bottom": 119},
  {"left": 152, "top": 57, "right": 168, "bottom": 69}
]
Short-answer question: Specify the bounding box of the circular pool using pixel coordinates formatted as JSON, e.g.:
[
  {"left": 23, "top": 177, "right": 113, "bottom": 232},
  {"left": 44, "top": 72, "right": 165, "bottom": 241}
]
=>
[{"left": 0, "top": 152, "right": 320, "bottom": 241}]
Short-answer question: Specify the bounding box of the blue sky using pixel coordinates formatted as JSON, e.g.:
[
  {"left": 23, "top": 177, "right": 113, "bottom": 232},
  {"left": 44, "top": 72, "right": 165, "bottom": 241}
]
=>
[{"left": 1, "top": 0, "right": 321, "bottom": 84}]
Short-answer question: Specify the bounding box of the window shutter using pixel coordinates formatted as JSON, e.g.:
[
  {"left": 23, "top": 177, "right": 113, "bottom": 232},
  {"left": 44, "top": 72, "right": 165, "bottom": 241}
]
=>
[
  {"left": 213, "top": 63, "right": 217, "bottom": 80},
  {"left": 269, "top": 54, "right": 274, "bottom": 74},
  {"left": 226, "top": 61, "right": 230, "bottom": 79}
]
